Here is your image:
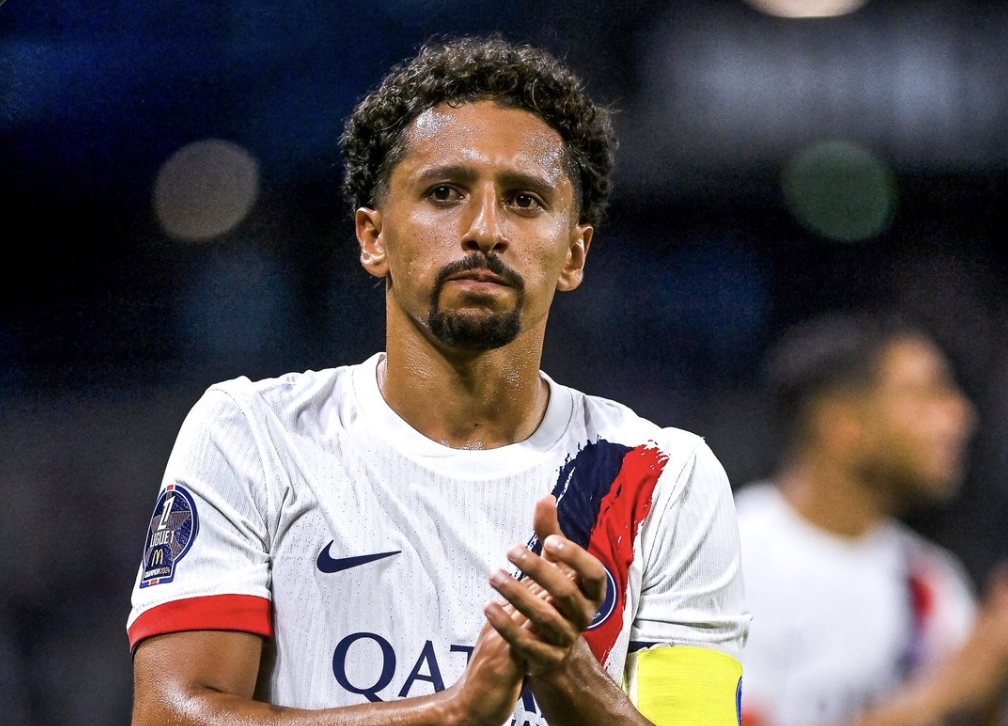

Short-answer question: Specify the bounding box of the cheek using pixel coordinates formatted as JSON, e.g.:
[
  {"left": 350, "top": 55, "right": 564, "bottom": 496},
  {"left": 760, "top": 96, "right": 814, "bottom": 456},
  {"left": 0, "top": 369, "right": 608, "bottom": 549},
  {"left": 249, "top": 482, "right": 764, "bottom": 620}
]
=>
[
  {"left": 388, "top": 212, "right": 452, "bottom": 270},
  {"left": 890, "top": 418, "right": 951, "bottom": 474},
  {"left": 525, "top": 223, "right": 579, "bottom": 273},
  {"left": 517, "top": 248, "right": 567, "bottom": 298}
]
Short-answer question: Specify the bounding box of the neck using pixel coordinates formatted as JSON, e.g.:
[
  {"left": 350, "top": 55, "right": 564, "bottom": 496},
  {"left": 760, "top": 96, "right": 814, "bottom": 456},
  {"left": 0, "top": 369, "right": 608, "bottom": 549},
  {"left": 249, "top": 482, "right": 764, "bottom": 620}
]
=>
[
  {"left": 379, "top": 320, "right": 550, "bottom": 450},
  {"left": 776, "top": 455, "right": 887, "bottom": 538}
]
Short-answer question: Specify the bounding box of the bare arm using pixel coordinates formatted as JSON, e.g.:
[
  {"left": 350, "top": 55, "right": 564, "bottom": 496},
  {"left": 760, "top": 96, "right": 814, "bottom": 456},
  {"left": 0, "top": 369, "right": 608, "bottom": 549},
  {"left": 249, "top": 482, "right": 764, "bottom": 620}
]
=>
[{"left": 132, "top": 621, "right": 525, "bottom": 726}]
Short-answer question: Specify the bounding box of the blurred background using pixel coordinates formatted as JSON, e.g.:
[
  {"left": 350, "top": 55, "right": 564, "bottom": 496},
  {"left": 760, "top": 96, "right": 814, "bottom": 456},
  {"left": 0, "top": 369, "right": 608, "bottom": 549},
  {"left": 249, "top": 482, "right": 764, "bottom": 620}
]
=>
[{"left": 1, "top": 0, "right": 1006, "bottom": 722}]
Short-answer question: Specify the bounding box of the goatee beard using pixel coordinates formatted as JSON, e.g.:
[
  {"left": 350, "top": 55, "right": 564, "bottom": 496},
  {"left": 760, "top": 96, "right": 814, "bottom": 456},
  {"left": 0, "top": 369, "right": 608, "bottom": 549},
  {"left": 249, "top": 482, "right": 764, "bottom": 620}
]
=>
[{"left": 428, "top": 253, "right": 525, "bottom": 350}]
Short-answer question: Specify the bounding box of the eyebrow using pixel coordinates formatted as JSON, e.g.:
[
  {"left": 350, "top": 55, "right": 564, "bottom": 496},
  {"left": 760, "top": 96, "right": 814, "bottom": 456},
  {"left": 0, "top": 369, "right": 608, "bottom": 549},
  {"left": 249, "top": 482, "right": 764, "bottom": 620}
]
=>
[{"left": 412, "top": 164, "right": 563, "bottom": 198}]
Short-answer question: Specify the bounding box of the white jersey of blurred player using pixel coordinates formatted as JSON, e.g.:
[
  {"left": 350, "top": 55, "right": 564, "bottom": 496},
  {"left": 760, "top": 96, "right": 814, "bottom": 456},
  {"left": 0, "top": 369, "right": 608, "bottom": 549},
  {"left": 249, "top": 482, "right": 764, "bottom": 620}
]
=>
[
  {"left": 736, "top": 482, "right": 976, "bottom": 726},
  {"left": 128, "top": 353, "right": 749, "bottom": 725}
]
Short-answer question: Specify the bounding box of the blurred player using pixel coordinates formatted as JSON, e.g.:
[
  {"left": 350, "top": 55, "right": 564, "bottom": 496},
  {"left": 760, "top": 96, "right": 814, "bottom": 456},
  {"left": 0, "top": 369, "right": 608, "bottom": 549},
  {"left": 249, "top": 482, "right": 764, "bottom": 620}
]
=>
[
  {"left": 737, "top": 310, "right": 1008, "bottom": 726},
  {"left": 127, "top": 35, "right": 750, "bottom": 726}
]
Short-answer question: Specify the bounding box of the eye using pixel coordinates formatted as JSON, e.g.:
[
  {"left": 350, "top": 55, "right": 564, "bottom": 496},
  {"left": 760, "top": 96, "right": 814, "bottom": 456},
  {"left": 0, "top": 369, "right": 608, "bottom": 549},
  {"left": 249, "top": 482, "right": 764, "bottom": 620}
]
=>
[
  {"left": 511, "top": 193, "right": 544, "bottom": 211},
  {"left": 429, "top": 185, "right": 459, "bottom": 203}
]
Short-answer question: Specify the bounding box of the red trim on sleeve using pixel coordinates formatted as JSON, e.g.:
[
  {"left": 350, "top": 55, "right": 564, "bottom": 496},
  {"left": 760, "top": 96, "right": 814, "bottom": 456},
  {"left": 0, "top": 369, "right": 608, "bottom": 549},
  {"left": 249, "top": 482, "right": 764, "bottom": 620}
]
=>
[{"left": 128, "top": 594, "right": 272, "bottom": 651}]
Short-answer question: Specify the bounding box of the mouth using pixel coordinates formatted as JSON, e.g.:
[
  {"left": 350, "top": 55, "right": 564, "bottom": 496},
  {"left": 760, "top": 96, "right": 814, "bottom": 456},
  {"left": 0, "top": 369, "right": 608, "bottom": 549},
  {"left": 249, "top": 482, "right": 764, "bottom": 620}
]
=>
[
  {"left": 445, "top": 270, "right": 510, "bottom": 286},
  {"left": 434, "top": 252, "right": 526, "bottom": 296}
]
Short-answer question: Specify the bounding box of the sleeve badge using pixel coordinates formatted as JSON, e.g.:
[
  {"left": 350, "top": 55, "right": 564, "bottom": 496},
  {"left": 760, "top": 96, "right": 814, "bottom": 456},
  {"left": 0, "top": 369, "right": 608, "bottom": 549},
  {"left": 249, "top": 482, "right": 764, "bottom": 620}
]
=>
[{"left": 139, "top": 483, "right": 199, "bottom": 588}]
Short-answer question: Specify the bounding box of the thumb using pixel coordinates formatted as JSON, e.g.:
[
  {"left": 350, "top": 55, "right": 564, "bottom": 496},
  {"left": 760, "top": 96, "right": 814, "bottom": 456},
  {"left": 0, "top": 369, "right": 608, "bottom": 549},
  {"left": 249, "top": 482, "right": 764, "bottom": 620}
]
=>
[{"left": 533, "top": 494, "right": 563, "bottom": 549}]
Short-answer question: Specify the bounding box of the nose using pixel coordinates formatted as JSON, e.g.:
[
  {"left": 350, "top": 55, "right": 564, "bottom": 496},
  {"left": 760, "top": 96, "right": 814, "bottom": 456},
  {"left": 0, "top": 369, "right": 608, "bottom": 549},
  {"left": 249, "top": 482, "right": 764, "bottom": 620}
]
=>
[
  {"left": 949, "top": 386, "right": 978, "bottom": 440},
  {"left": 462, "top": 184, "right": 508, "bottom": 255},
  {"left": 934, "top": 379, "right": 978, "bottom": 447}
]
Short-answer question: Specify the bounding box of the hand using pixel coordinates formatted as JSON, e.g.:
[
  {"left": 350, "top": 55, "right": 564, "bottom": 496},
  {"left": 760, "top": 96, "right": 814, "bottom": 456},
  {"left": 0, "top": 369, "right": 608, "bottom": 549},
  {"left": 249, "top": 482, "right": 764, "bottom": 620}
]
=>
[
  {"left": 931, "top": 564, "right": 1008, "bottom": 708},
  {"left": 441, "top": 619, "right": 525, "bottom": 726},
  {"left": 484, "top": 495, "right": 607, "bottom": 676}
]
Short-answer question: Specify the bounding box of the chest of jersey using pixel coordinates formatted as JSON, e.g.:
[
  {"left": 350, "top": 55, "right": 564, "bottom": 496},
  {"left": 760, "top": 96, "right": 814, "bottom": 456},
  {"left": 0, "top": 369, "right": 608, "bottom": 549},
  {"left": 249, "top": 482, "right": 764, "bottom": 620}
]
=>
[{"left": 262, "top": 432, "right": 557, "bottom": 708}]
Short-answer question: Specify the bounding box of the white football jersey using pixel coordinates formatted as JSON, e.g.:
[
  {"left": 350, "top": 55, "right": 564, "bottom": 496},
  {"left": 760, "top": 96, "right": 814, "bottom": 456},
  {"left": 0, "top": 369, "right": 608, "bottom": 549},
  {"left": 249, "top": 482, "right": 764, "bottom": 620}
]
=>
[
  {"left": 735, "top": 483, "right": 976, "bottom": 726},
  {"left": 128, "top": 353, "right": 749, "bottom": 724}
]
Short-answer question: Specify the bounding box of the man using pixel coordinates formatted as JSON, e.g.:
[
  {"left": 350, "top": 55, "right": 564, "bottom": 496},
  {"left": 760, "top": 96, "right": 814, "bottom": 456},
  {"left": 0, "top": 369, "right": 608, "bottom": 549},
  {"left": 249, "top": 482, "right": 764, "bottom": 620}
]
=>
[
  {"left": 127, "top": 36, "right": 750, "bottom": 726},
  {"left": 736, "top": 311, "right": 1008, "bottom": 726}
]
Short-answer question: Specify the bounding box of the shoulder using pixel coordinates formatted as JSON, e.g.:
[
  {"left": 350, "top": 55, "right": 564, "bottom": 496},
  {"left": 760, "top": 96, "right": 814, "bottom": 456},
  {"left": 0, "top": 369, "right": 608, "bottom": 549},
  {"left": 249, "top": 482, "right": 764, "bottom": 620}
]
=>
[
  {"left": 167, "top": 364, "right": 371, "bottom": 458},
  {"left": 207, "top": 366, "right": 343, "bottom": 408},
  {"left": 569, "top": 386, "right": 708, "bottom": 457},
  {"left": 194, "top": 364, "right": 359, "bottom": 427},
  {"left": 733, "top": 481, "right": 783, "bottom": 522},
  {"left": 562, "top": 386, "right": 730, "bottom": 505}
]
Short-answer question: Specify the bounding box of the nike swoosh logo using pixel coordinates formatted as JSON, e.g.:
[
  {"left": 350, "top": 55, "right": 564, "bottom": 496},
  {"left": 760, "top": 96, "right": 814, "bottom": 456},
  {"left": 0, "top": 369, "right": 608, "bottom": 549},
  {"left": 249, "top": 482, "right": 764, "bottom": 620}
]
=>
[{"left": 316, "top": 541, "right": 401, "bottom": 573}]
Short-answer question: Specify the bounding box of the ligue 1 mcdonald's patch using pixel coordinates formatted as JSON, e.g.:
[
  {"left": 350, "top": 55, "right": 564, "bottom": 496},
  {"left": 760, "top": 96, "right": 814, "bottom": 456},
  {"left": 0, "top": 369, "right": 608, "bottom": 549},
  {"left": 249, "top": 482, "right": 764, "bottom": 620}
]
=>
[{"left": 139, "top": 484, "right": 199, "bottom": 588}]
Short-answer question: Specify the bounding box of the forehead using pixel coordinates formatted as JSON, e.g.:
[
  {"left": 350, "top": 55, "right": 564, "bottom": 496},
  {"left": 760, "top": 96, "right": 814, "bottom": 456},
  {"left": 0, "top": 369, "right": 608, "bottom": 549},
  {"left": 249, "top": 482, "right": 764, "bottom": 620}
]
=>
[
  {"left": 395, "top": 100, "right": 572, "bottom": 187},
  {"left": 876, "top": 336, "right": 950, "bottom": 388}
]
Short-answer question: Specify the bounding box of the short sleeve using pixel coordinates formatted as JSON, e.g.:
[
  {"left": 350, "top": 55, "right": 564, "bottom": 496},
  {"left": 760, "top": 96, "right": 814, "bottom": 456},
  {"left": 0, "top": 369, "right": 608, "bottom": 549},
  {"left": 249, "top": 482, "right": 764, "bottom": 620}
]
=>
[
  {"left": 632, "top": 438, "right": 751, "bottom": 660},
  {"left": 126, "top": 387, "right": 274, "bottom": 651}
]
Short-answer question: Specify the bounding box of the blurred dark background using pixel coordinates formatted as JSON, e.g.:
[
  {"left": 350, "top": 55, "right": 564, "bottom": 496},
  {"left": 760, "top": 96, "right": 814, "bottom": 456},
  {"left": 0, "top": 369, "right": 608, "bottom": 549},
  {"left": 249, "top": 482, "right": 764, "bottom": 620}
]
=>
[{"left": 1, "top": 0, "right": 1006, "bottom": 723}]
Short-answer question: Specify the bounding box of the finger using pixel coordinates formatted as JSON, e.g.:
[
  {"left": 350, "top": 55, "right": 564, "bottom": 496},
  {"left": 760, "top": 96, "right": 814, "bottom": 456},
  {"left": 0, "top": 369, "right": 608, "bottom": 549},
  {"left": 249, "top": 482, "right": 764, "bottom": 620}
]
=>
[
  {"left": 490, "top": 566, "right": 580, "bottom": 644},
  {"left": 470, "top": 618, "right": 527, "bottom": 681},
  {"left": 533, "top": 495, "right": 563, "bottom": 551},
  {"left": 542, "top": 535, "right": 608, "bottom": 607},
  {"left": 505, "top": 545, "right": 598, "bottom": 631},
  {"left": 484, "top": 587, "right": 533, "bottom": 636},
  {"left": 491, "top": 595, "right": 524, "bottom": 620},
  {"left": 484, "top": 600, "right": 570, "bottom": 674}
]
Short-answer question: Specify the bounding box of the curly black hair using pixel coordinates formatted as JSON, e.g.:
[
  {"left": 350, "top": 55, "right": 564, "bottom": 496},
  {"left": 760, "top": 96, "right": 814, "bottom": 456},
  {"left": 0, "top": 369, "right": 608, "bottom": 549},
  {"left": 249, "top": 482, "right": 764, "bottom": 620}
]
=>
[{"left": 340, "top": 35, "right": 616, "bottom": 227}]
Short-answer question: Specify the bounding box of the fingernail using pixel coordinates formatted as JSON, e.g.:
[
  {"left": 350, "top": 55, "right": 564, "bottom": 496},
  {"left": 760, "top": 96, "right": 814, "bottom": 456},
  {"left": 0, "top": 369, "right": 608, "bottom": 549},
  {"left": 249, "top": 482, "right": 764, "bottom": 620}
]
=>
[
  {"left": 545, "top": 535, "right": 563, "bottom": 551},
  {"left": 490, "top": 569, "right": 507, "bottom": 586},
  {"left": 508, "top": 545, "right": 527, "bottom": 560}
]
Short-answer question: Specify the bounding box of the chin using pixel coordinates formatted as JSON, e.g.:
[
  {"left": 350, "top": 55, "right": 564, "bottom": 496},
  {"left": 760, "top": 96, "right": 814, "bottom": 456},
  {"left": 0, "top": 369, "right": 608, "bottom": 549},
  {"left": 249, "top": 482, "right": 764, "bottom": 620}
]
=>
[
  {"left": 428, "top": 308, "right": 522, "bottom": 350},
  {"left": 922, "top": 475, "right": 962, "bottom": 505}
]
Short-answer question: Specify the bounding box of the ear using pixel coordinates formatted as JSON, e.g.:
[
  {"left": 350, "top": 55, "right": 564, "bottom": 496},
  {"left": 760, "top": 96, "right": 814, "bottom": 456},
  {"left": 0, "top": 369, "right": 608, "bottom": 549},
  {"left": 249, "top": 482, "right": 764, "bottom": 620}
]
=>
[
  {"left": 556, "top": 223, "right": 593, "bottom": 292},
  {"left": 355, "top": 207, "right": 388, "bottom": 278}
]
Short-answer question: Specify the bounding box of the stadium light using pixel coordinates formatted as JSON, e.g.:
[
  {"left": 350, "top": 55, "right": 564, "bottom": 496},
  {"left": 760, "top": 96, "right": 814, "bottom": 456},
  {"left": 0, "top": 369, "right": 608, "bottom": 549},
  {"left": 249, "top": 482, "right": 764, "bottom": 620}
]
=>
[{"left": 743, "top": 0, "right": 870, "bottom": 18}]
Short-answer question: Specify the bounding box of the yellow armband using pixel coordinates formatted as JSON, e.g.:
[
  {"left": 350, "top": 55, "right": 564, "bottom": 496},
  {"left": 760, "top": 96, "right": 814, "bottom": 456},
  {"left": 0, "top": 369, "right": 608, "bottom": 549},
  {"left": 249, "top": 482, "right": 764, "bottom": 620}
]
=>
[{"left": 625, "top": 645, "right": 742, "bottom": 725}]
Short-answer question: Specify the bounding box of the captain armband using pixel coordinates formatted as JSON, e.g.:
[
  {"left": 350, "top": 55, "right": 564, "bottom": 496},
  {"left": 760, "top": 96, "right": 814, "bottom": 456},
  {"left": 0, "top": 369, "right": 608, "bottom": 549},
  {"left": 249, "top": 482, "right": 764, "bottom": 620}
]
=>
[{"left": 624, "top": 645, "right": 743, "bottom": 725}]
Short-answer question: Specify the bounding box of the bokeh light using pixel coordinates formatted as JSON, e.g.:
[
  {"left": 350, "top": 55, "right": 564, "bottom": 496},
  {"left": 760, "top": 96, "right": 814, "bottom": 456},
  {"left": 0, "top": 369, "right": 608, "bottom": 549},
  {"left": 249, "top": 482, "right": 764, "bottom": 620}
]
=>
[
  {"left": 153, "top": 139, "right": 260, "bottom": 242},
  {"left": 781, "top": 139, "right": 897, "bottom": 242}
]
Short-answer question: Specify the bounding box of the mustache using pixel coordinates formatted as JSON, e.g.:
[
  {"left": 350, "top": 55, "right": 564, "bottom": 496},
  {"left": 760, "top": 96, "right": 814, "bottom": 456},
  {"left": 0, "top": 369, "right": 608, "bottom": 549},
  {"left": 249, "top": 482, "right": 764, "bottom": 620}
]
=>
[{"left": 432, "top": 252, "right": 526, "bottom": 293}]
